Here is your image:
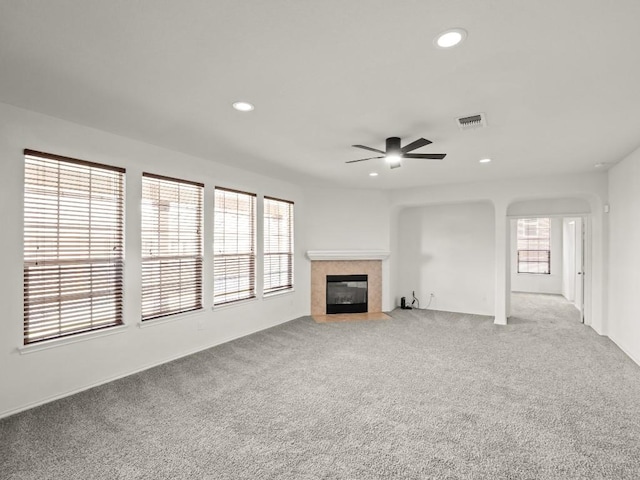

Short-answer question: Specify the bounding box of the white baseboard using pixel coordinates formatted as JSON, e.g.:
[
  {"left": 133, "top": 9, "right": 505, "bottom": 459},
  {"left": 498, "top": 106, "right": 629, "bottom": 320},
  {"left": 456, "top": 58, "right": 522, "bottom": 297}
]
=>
[
  {"left": 0, "top": 316, "right": 298, "bottom": 420},
  {"left": 609, "top": 333, "right": 640, "bottom": 367}
]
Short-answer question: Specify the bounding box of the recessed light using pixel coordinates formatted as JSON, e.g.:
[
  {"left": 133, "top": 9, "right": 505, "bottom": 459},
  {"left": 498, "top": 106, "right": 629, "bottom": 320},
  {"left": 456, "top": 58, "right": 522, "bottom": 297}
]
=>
[
  {"left": 594, "top": 162, "right": 609, "bottom": 168},
  {"left": 232, "top": 101, "right": 254, "bottom": 112},
  {"left": 434, "top": 28, "right": 467, "bottom": 48},
  {"left": 369, "top": 172, "right": 379, "bottom": 177},
  {"left": 479, "top": 158, "right": 492, "bottom": 164}
]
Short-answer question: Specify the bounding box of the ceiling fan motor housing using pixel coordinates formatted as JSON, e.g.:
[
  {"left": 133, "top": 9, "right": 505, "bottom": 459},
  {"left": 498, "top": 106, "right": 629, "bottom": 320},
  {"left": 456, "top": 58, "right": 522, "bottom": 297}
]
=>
[
  {"left": 386, "top": 137, "right": 402, "bottom": 168},
  {"left": 386, "top": 137, "right": 401, "bottom": 154}
]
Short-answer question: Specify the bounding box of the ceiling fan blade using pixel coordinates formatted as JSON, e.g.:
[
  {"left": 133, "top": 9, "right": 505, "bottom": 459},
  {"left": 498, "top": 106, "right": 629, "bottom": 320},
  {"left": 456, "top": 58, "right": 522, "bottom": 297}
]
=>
[
  {"left": 401, "top": 138, "right": 432, "bottom": 153},
  {"left": 352, "top": 144, "right": 385, "bottom": 154},
  {"left": 345, "top": 156, "right": 384, "bottom": 164},
  {"left": 403, "top": 153, "right": 446, "bottom": 160}
]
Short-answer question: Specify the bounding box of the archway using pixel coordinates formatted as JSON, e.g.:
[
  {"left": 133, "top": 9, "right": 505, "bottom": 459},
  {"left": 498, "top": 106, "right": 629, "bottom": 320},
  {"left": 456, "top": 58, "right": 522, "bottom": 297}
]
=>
[{"left": 505, "top": 197, "right": 591, "bottom": 326}]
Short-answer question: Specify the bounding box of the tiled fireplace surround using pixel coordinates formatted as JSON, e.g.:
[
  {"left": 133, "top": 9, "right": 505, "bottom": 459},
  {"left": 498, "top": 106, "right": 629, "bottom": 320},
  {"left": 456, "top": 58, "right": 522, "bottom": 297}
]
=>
[{"left": 307, "top": 250, "right": 390, "bottom": 316}]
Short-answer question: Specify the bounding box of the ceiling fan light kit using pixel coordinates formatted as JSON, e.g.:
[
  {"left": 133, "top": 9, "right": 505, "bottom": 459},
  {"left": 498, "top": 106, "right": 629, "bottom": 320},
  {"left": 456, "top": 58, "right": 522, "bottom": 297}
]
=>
[{"left": 347, "top": 136, "right": 446, "bottom": 169}]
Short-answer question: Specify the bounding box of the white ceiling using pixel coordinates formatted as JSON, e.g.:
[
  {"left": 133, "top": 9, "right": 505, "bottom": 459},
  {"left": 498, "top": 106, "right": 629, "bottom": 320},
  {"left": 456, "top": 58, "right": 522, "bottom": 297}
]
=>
[{"left": 1, "top": 1, "right": 640, "bottom": 189}]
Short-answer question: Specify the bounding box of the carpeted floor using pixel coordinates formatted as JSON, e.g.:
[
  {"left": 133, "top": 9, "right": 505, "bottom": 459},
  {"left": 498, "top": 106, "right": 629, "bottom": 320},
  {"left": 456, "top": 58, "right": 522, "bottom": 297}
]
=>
[{"left": 2, "top": 293, "right": 640, "bottom": 479}]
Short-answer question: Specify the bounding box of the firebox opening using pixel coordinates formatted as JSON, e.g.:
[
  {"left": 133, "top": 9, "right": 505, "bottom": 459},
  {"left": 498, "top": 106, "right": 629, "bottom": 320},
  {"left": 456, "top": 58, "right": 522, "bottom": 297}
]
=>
[{"left": 326, "top": 274, "right": 368, "bottom": 314}]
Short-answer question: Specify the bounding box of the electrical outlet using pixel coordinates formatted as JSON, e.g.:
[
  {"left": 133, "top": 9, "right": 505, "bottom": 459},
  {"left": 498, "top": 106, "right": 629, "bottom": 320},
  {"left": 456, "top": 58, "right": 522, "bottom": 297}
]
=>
[{"left": 197, "top": 319, "right": 205, "bottom": 331}]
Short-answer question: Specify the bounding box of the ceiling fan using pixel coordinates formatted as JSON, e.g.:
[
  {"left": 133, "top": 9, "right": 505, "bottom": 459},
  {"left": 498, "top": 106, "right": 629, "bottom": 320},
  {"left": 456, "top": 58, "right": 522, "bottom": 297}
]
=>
[{"left": 347, "top": 137, "right": 446, "bottom": 169}]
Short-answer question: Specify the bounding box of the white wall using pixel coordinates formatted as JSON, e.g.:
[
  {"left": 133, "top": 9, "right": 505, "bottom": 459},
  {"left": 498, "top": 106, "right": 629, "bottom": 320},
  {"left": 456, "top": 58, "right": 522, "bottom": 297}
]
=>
[
  {"left": 303, "top": 187, "right": 390, "bottom": 251},
  {"left": 510, "top": 217, "right": 563, "bottom": 294},
  {"left": 388, "top": 174, "right": 607, "bottom": 332},
  {"left": 0, "top": 103, "right": 310, "bottom": 418},
  {"left": 507, "top": 198, "right": 591, "bottom": 217},
  {"left": 397, "top": 202, "right": 495, "bottom": 315},
  {"left": 304, "top": 187, "right": 392, "bottom": 310},
  {"left": 608, "top": 145, "right": 640, "bottom": 365}
]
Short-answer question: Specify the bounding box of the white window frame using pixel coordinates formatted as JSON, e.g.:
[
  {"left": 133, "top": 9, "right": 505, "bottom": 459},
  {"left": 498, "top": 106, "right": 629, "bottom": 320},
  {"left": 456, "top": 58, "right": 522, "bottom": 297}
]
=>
[
  {"left": 214, "top": 187, "right": 257, "bottom": 306},
  {"left": 23, "top": 150, "right": 125, "bottom": 345},
  {"left": 263, "top": 196, "right": 294, "bottom": 296},
  {"left": 141, "top": 173, "right": 204, "bottom": 321}
]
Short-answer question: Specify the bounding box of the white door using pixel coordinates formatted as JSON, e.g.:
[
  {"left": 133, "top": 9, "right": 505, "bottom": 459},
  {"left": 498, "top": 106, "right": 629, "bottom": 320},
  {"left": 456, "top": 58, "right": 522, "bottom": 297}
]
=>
[
  {"left": 563, "top": 220, "right": 576, "bottom": 302},
  {"left": 575, "top": 218, "right": 585, "bottom": 322}
]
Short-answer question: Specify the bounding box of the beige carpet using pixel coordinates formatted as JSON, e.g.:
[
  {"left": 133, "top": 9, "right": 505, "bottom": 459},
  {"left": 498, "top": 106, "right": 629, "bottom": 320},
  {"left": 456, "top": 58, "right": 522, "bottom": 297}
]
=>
[
  {"left": 1, "top": 293, "right": 639, "bottom": 479},
  {"left": 312, "top": 312, "right": 391, "bottom": 323}
]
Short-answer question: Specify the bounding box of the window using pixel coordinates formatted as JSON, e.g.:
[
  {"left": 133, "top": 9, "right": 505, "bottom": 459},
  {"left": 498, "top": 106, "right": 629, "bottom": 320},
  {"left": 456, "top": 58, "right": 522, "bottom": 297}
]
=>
[
  {"left": 141, "top": 173, "right": 203, "bottom": 321},
  {"left": 517, "top": 217, "right": 551, "bottom": 274},
  {"left": 23, "top": 150, "right": 125, "bottom": 344},
  {"left": 214, "top": 187, "right": 256, "bottom": 305},
  {"left": 263, "top": 196, "right": 294, "bottom": 295}
]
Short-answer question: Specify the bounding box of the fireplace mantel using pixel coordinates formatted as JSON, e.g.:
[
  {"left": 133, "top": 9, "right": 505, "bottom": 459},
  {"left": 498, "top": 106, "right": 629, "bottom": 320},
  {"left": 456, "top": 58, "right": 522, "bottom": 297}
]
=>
[{"left": 306, "top": 250, "right": 390, "bottom": 261}]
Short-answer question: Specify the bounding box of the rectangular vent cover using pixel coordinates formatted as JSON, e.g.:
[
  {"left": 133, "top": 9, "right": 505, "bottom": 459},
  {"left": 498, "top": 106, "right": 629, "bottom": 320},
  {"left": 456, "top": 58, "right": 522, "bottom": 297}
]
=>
[{"left": 456, "top": 113, "right": 487, "bottom": 130}]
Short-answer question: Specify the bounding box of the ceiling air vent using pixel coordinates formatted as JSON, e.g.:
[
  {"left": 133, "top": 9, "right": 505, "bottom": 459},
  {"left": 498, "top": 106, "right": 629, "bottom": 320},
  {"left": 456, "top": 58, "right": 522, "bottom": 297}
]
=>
[{"left": 456, "top": 113, "right": 487, "bottom": 130}]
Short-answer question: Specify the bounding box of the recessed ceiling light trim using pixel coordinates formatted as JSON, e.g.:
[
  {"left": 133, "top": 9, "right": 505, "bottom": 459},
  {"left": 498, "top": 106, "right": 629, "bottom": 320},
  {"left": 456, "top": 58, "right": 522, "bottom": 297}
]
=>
[
  {"left": 434, "top": 28, "right": 467, "bottom": 49},
  {"left": 479, "top": 158, "right": 492, "bottom": 164},
  {"left": 369, "top": 172, "right": 379, "bottom": 177},
  {"left": 232, "top": 101, "right": 254, "bottom": 112}
]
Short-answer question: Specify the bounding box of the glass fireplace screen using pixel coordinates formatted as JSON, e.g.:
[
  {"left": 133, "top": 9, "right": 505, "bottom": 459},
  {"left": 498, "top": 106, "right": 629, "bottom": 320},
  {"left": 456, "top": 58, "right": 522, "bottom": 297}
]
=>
[{"left": 326, "top": 274, "right": 368, "bottom": 314}]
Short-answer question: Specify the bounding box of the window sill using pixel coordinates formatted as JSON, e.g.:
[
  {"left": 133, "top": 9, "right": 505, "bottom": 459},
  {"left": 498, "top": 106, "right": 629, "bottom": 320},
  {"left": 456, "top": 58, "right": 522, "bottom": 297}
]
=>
[
  {"left": 18, "top": 324, "right": 129, "bottom": 355},
  {"left": 263, "top": 288, "right": 295, "bottom": 300},
  {"left": 212, "top": 297, "right": 258, "bottom": 311},
  {"left": 138, "top": 308, "right": 205, "bottom": 329}
]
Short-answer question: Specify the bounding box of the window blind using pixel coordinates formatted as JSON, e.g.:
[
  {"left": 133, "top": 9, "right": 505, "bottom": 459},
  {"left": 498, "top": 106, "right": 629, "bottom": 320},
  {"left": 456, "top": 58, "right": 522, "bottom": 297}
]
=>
[
  {"left": 263, "top": 196, "right": 294, "bottom": 295},
  {"left": 214, "top": 187, "right": 256, "bottom": 305},
  {"left": 517, "top": 217, "right": 551, "bottom": 274},
  {"left": 23, "top": 150, "right": 125, "bottom": 344},
  {"left": 141, "top": 173, "right": 203, "bottom": 321}
]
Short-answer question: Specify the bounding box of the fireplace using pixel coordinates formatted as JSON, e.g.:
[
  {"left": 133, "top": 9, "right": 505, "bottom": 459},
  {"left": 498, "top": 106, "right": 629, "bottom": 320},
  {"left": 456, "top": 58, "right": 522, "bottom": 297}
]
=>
[
  {"left": 307, "top": 251, "right": 388, "bottom": 316},
  {"left": 326, "top": 274, "right": 368, "bottom": 314}
]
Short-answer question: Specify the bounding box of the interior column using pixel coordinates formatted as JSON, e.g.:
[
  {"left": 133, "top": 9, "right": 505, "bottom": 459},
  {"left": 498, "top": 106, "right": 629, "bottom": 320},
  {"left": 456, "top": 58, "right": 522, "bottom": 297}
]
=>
[{"left": 494, "top": 201, "right": 509, "bottom": 325}]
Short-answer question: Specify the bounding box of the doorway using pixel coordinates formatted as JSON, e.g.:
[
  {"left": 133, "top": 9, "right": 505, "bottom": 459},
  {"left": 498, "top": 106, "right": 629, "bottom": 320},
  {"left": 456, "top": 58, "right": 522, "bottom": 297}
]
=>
[
  {"left": 509, "top": 214, "right": 586, "bottom": 324},
  {"left": 562, "top": 218, "right": 585, "bottom": 322},
  {"left": 510, "top": 292, "right": 582, "bottom": 325}
]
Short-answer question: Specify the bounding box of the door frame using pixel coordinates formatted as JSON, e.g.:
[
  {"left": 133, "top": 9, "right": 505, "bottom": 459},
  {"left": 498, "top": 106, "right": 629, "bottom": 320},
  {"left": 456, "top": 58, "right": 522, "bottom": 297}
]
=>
[{"left": 507, "top": 212, "right": 590, "bottom": 325}]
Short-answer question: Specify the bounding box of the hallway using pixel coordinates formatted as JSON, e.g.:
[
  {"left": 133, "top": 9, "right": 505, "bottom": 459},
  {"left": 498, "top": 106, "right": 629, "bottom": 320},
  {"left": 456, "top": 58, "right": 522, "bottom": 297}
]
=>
[{"left": 510, "top": 292, "right": 582, "bottom": 325}]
